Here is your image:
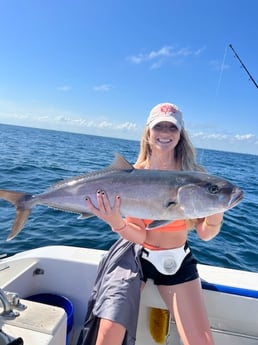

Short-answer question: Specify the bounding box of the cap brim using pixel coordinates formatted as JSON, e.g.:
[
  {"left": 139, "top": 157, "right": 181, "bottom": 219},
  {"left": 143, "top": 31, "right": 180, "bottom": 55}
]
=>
[{"left": 148, "top": 117, "right": 181, "bottom": 131}]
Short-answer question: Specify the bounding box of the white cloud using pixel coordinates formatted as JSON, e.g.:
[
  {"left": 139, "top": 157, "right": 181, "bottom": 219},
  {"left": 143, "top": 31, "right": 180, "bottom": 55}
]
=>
[
  {"left": 194, "top": 47, "right": 206, "bottom": 56},
  {"left": 37, "top": 116, "right": 49, "bottom": 121},
  {"left": 52, "top": 115, "right": 138, "bottom": 133},
  {"left": 13, "top": 113, "right": 29, "bottom": 120},
  {"left": 190, "top": 130, "right": 258, "bottom": 154},
  {"left": 235, "top": 133, "right": 254, "bottom": 140},
  {"left": 116, "top": 122, "right": 137, "bottom": 130},
  {"left": 1, "top": 109, "right": 257, "bottom": 154},
  {"left": 191, "top": 131, "right": 256, "bottom": 142},
  {"left": 209, "top": 60, "right": 229, "bottom": 71},
  {"left": 148, "top": 46, "right": 172, "bottom": 59},
  {"left": 56, "top": 115, "right": 70, "bottom": 122},
  {"left": 56, "top": 85, "right": 72, "bottom": 92},
  {"left": 92, "top": 84, "right": 112, "bottom": 92},
  {"left": 128, "top": 45, "right": 205, "bottom": 68},
  {"left": 191, "top": 131, "right": 228, "bottom": 140}
]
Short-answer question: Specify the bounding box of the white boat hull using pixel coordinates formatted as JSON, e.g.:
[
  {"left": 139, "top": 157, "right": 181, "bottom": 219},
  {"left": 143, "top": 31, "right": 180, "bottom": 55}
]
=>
[{"left": 0, "top": 245, "right": 257, "bottom": 345}]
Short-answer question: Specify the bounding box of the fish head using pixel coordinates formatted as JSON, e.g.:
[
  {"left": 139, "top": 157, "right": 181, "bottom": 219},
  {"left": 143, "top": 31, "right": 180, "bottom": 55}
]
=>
[{"left": 174, "top": 173, "right": 244, "bottom": 219}]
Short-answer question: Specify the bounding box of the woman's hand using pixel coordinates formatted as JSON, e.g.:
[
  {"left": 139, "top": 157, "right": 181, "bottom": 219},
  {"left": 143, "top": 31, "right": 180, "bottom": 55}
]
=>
[
  {"left": 195, "top": 212, "right": 224, "bottom": 241},
  {"left": 204, "top": 213, "right": 224, "bottom": 228},
  {"left": 85, "top": 190, "right": 125, "bottom": 230}
]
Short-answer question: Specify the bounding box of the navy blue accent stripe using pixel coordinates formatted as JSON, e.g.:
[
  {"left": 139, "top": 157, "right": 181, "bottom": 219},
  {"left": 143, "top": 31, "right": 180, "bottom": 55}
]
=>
[{"left": 201, "top": 281, "right": 258, "bottom": 299}]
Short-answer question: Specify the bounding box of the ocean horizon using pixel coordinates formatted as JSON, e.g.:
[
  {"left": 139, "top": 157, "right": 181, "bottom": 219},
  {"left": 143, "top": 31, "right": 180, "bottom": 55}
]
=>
[{"left": 0, "top": 123, "right": 257, "bottom": 273}]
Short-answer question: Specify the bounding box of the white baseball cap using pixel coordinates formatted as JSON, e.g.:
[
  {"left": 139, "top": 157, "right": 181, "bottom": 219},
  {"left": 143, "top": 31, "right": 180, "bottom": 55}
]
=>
[{"left": 147, "top": 103, "right": 184, "bottom": 131}]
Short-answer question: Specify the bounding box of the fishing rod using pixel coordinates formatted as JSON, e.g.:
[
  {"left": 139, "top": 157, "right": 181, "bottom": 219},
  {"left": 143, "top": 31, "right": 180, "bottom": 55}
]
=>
[{"left": 229, "top": 44, "right": 258, "bottom": 89}]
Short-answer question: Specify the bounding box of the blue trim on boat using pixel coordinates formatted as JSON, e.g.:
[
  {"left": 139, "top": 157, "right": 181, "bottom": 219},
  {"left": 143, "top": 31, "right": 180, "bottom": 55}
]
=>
[{"left": 201, "top": 281, "right": 258, "bottom": 298}]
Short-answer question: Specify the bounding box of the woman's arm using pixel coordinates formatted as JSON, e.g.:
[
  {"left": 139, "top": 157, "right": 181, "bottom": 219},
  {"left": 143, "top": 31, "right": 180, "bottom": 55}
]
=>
[{"left": 195, "top": 212, "right": 224, "bottom": 241}]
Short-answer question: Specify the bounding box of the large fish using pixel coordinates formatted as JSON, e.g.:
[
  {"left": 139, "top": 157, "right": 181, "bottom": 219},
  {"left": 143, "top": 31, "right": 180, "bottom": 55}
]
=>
[{"left": 0, "top": 153, "right": 243, "bottom": 241}]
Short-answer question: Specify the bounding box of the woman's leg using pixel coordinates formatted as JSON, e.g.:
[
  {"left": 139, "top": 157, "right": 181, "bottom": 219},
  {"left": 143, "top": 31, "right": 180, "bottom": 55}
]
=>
[
  {"left": 96, "top": 318, "right": 126, "bottom": 345},
  {"left": 95, "top": 282, "right": 146, "bottom": 345},
  {"left": 158, "top": 278, "right": 214, "bottom": 345}
]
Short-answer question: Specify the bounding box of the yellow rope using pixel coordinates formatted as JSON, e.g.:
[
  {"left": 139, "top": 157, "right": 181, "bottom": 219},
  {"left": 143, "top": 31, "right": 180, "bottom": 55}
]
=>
[{"left": 149, "top": 307, "right": 169, "bottom": 343}]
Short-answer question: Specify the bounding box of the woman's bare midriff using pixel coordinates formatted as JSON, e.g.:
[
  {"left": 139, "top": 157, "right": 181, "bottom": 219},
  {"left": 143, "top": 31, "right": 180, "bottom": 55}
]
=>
[{"left": 144, "top": 230, "right": 188, "bottom": 249}]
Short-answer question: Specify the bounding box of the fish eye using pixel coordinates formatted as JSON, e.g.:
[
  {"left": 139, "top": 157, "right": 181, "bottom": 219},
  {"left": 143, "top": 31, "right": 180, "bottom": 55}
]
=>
[{"left": 207, "top": 183, "right": 220, "bottom": 194}]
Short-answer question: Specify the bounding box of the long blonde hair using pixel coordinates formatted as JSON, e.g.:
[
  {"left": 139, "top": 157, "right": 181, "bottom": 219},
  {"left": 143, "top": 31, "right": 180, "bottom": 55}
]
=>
[{"left": 134, "top": 126, "right": 205, "bottom": 172}]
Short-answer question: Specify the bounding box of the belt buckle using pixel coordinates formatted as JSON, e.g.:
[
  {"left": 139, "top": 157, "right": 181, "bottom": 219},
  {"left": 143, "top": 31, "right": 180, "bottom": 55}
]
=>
[{"left": 163, "top": 255, "right": 177, "bottom": 274}]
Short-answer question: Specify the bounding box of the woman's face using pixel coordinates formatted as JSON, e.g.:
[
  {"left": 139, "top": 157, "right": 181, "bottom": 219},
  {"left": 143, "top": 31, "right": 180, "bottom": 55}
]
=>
[{"left": 149, "top": 121, "right": 180, "bottom": 152}]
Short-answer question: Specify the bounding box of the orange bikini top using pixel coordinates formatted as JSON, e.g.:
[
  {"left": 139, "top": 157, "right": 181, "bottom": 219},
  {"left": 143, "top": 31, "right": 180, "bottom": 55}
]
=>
[
  {"left": 125, "top": 217, "right": 196, "bottom": 250},
  {"left": 125, "top": 217, "right": 196, "bottom": 232}
]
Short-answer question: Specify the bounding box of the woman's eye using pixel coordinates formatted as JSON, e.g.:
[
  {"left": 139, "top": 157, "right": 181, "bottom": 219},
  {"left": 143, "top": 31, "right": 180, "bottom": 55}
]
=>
[{"left": 153, "top": 125, "right": 178, "bottom": 131}]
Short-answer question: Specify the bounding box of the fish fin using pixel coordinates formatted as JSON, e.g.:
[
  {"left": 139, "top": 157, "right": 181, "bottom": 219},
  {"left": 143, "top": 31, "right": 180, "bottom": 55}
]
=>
[
  {"left": 78, "top": 212, "right": 95, "bottom": 219},
  {"left": 0, "top": 190, "right": 33, "bottom": 241},
  {"left": 7, "top": 209, "right": 32, "bottom": 241},
  {"left": 146, "top": 220, "right": 173, "bottom": 230},
  {"left": 0, "top": 190, "right": 31, "bottom": 206},
  {"left": 46, "top": 153, "right": 134, "bottom": 191},
  {"left": 109, "top": 153, "right": 134, "bottom": 171}
]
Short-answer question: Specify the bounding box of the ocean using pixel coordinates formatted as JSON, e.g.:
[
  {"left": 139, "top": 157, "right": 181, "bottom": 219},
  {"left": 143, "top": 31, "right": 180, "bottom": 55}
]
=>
[{"left": 0, "top": 123, "right": 257, "bottom": 273}]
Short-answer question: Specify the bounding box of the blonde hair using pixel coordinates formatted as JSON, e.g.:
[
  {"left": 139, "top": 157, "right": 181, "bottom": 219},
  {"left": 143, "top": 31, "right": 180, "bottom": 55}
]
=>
[{"left": 134, "top": 126, "right": 205, "bottom": 172}]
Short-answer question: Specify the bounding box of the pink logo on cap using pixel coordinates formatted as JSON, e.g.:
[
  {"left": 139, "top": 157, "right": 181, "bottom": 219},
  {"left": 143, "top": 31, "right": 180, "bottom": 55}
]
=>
[{"left": 160, "top": 104, "right": 177, "bottom": 114}]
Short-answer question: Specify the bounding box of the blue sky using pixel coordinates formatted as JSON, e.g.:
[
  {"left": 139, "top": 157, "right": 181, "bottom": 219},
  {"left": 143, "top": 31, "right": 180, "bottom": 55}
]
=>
[{"left": 0, "top": 0, "right": 257, "bottom": 155}]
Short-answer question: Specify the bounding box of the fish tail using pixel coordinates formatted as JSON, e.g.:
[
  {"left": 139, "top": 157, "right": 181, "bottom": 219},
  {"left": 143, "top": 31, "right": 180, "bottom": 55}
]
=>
[{"left": 0, "top": 190, "right": 33, "bottom": 241}]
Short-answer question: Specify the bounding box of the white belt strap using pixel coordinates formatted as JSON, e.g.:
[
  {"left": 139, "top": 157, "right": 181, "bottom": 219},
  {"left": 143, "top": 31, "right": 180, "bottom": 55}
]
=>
[{"left": 141, "top": 244, "right": 190, "bottom": 275}]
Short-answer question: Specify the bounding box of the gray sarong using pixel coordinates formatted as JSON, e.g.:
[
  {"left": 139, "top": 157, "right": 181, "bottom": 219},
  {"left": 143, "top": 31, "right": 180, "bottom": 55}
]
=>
[{"left": 77, "top": 238, "right": 142, "bottom": 345}]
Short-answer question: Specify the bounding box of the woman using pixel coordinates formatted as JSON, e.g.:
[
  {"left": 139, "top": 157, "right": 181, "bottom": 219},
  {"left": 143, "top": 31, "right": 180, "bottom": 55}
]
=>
[{"left": 83, "top": 103, "right": 223, "bottom": 345}]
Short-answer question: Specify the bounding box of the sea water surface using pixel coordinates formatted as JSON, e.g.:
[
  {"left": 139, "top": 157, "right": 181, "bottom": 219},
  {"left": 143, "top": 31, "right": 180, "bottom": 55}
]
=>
[{"left": 0, "top": 124, "right": 257, "bottom": 273}]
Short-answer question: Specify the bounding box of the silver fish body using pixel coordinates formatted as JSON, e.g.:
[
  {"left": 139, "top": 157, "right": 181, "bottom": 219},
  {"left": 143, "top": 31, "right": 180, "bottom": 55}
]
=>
[{"left": 0, "top": 153, "right": 243, "bottom": 240}]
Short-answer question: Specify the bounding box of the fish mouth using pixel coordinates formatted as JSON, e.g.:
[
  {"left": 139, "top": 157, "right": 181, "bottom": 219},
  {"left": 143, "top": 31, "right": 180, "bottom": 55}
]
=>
[{"left": 229, "top": 188, "right": 244, "bottom": 208}]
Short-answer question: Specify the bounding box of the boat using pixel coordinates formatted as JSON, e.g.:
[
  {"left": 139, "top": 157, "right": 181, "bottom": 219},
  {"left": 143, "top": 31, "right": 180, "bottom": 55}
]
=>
[{"left": 0, "top": 244, "right": 257, "bottom": 345}]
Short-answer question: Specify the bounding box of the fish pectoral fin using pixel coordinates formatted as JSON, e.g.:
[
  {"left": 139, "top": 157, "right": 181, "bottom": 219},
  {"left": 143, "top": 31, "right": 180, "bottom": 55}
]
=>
[
  {"left": 78, "top": 212, "right": 95, "bottom": 219},
  {"left": 164, "top": 199, "right": 177, "bottom": 208},
  {"left": 146, "top": 220, "right": 173, "bottom": 230}
]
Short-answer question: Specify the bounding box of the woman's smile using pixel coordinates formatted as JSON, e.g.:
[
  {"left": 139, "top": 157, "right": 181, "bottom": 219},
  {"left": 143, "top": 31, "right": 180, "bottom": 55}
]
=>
[{"left": 156, "top": 138, "right": 173, "bottom": 144}]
